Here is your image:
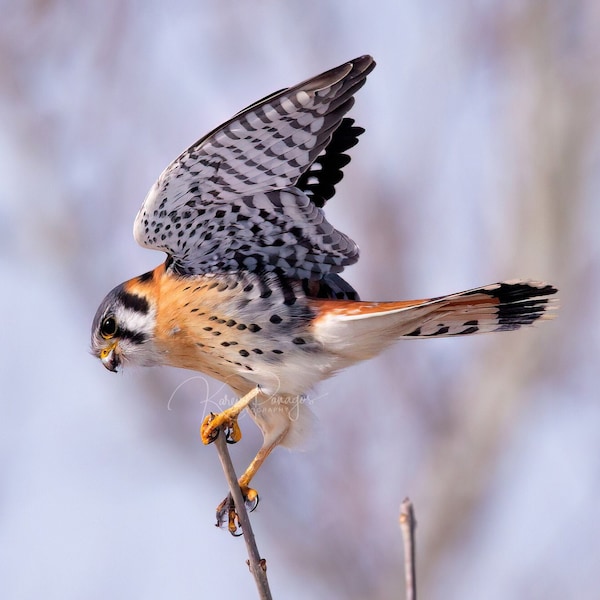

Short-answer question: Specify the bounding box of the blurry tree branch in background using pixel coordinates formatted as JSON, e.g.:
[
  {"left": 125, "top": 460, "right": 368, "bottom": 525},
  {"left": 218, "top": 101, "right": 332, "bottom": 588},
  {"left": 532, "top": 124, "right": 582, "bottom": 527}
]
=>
[{"left": 416, "top": 6, "right": 594, "bottom": 592}]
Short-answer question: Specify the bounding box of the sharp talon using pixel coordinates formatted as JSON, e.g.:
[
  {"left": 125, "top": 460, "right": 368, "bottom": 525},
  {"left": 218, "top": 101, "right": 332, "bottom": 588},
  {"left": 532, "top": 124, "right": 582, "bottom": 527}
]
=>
[
  {"left": 214, "top": 486, "right": 259, "bottom": 535},
  {"left": 201, "top": 412, "right": 242, "bottom": 445},
  {"left": 200, "top": 412, "right": 220, "bottom": 445},
  {"left": 245, "top": 487, "right": 259, "bottom": 512},
  {"left": 224, "top": 419, "right": 242, "bottom": 444},
  {"left": 215, "top": 493, "right": 240, "bottom": 535},
  {"left": 228, "top": 506, "right": 241, "bottom": 536}
]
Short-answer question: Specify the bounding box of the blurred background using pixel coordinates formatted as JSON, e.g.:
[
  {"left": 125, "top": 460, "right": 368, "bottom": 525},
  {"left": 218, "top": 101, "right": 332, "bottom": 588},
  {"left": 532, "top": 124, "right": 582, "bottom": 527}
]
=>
[{"left": 1, "top": 1, "right": 598, "bottom": 598}]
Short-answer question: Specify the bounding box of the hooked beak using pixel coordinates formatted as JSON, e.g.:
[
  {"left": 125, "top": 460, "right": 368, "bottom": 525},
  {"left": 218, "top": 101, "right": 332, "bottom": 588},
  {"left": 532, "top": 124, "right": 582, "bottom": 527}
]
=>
[{"left": 100, "top": 342, "right": 121, "bottom": 372}]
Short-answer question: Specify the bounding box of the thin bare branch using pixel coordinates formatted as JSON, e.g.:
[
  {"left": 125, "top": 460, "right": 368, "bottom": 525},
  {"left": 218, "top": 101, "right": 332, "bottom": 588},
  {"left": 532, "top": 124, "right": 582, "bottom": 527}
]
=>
[
  {"left": 213, "top": 429, "right": 273, "bottom": 600},
  {"left": 399, "top": 498, "right": 417, "bottom": 600}
]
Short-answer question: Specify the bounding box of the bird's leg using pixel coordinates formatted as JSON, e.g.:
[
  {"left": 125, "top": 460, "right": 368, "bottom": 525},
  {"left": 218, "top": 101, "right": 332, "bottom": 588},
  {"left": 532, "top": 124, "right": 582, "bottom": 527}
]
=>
[
  {"left": 201, "top": 386, "right": 261, "bottom": 445},
  {"left": 216, "top": 426, "right": 290, "bottom": 535}
]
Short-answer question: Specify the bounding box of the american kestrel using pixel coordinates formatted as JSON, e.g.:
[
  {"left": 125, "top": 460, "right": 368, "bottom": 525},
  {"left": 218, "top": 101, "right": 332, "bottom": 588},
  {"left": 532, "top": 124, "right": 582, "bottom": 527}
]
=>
[{"left": 92, "top": 55, "right": 557, "bottom": 533}]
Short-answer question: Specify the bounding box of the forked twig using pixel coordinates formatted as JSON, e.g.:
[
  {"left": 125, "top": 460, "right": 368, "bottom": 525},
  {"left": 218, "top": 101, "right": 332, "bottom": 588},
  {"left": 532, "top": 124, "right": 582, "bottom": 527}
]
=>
[
  {"left": 213, "top": 428, "right": 273, "bottom": 600},
  {"left": 399, "top": 498, "right": 417, "bottom": 600}
]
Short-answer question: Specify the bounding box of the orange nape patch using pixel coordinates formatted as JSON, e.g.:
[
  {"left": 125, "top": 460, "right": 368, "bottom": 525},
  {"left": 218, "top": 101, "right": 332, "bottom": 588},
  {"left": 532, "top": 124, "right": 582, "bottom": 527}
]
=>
[{"left": 123, "top": 263, "right": 165, "bottom": 292}]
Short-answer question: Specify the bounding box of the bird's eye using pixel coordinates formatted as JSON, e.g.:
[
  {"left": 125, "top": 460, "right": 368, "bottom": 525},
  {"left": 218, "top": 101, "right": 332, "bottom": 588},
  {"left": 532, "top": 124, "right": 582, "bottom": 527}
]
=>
[{"left": 100, "top": 316, "right": 118, "bottom": 339}]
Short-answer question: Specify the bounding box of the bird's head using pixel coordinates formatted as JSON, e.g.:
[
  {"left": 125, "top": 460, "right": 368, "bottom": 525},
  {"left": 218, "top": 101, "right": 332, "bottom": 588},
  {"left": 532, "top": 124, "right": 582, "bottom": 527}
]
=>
[{"left": 91, "top": 280, "right": 159, "bottom": 372}]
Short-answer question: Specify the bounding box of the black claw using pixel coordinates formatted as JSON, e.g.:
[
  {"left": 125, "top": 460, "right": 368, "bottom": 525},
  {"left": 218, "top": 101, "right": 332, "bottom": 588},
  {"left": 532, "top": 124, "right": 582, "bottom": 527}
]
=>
[
  {"left": 246, "top": 494, "right": 260, "bottom": 513},
  {"left": 215, "top": 493, "right": 244, "bottom": 535},
  {"left": 215, "top": 495, "right": 230, "bottom": 527},
  {"left": 214, "top": 489, "right": 258, "bottom": 535},
  {"left": 224, "top": 427, "right": 237, "bottom": 444}
]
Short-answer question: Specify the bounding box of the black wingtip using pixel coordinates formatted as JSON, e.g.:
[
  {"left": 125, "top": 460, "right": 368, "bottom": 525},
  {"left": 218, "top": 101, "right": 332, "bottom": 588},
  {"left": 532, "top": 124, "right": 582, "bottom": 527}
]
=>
[{"left": 297, "top": 117, "right": 367, "bottom": 208}]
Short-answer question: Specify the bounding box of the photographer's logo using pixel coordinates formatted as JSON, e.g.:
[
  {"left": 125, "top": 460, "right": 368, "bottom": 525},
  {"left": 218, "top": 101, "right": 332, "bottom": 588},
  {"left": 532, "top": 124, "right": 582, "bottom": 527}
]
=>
[{"left": 167, "top": 376, "right": 321, "bottom": 422}]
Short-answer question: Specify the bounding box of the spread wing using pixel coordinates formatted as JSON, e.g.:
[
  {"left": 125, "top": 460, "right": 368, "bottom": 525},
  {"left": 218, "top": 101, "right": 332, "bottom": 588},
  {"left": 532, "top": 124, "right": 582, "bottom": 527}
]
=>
[{"left": 133, "top": 55, "right": 375, "bottom": 278}]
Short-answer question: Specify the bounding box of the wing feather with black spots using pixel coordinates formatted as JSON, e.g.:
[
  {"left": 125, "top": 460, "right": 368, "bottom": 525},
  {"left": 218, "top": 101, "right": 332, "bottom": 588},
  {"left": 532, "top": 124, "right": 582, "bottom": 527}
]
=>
[{"left": 133, "top": 56, "right": 375, "bottom": 279}]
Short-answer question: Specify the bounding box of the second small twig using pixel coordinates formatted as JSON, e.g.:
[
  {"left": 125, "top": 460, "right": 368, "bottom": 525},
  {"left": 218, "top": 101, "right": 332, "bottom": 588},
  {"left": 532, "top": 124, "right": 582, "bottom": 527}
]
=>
[{"left": 399, "top": 497, "right": 417, "bottom": 600}]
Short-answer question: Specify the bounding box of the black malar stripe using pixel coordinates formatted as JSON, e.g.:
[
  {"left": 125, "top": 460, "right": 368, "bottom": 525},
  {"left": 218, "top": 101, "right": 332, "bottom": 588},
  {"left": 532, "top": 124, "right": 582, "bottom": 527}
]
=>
[{"left": 118, "top": 328, "right": 147, "bottom": 345}]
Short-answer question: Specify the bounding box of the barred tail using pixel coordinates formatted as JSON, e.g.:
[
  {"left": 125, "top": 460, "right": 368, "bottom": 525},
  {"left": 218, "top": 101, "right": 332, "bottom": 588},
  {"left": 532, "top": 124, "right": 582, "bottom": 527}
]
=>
[{"left": 311, "top": 280, "right": 558, "bottom": 362}]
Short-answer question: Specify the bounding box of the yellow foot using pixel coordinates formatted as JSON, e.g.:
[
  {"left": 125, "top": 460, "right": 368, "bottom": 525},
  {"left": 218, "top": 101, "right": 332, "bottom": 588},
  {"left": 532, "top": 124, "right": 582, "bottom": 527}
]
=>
[
  {"left": 200, "top": 386, "right": 262, "bottom": 445},
  {"left": 201, "top": 411, "right": 242, "bottom": 445},
  {"left": 216, "top": 486, "right": 260, "bottom": 536}
]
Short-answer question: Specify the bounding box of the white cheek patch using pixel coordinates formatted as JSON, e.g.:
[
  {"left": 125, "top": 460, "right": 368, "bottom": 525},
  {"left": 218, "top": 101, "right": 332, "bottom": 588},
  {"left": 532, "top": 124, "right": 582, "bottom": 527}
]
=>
[
  {"left": 112, "top": 302, "right": 162, "bottom": 367},
  {"left": 116, "top": 305, "right": 156, "bottom": 338}
]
